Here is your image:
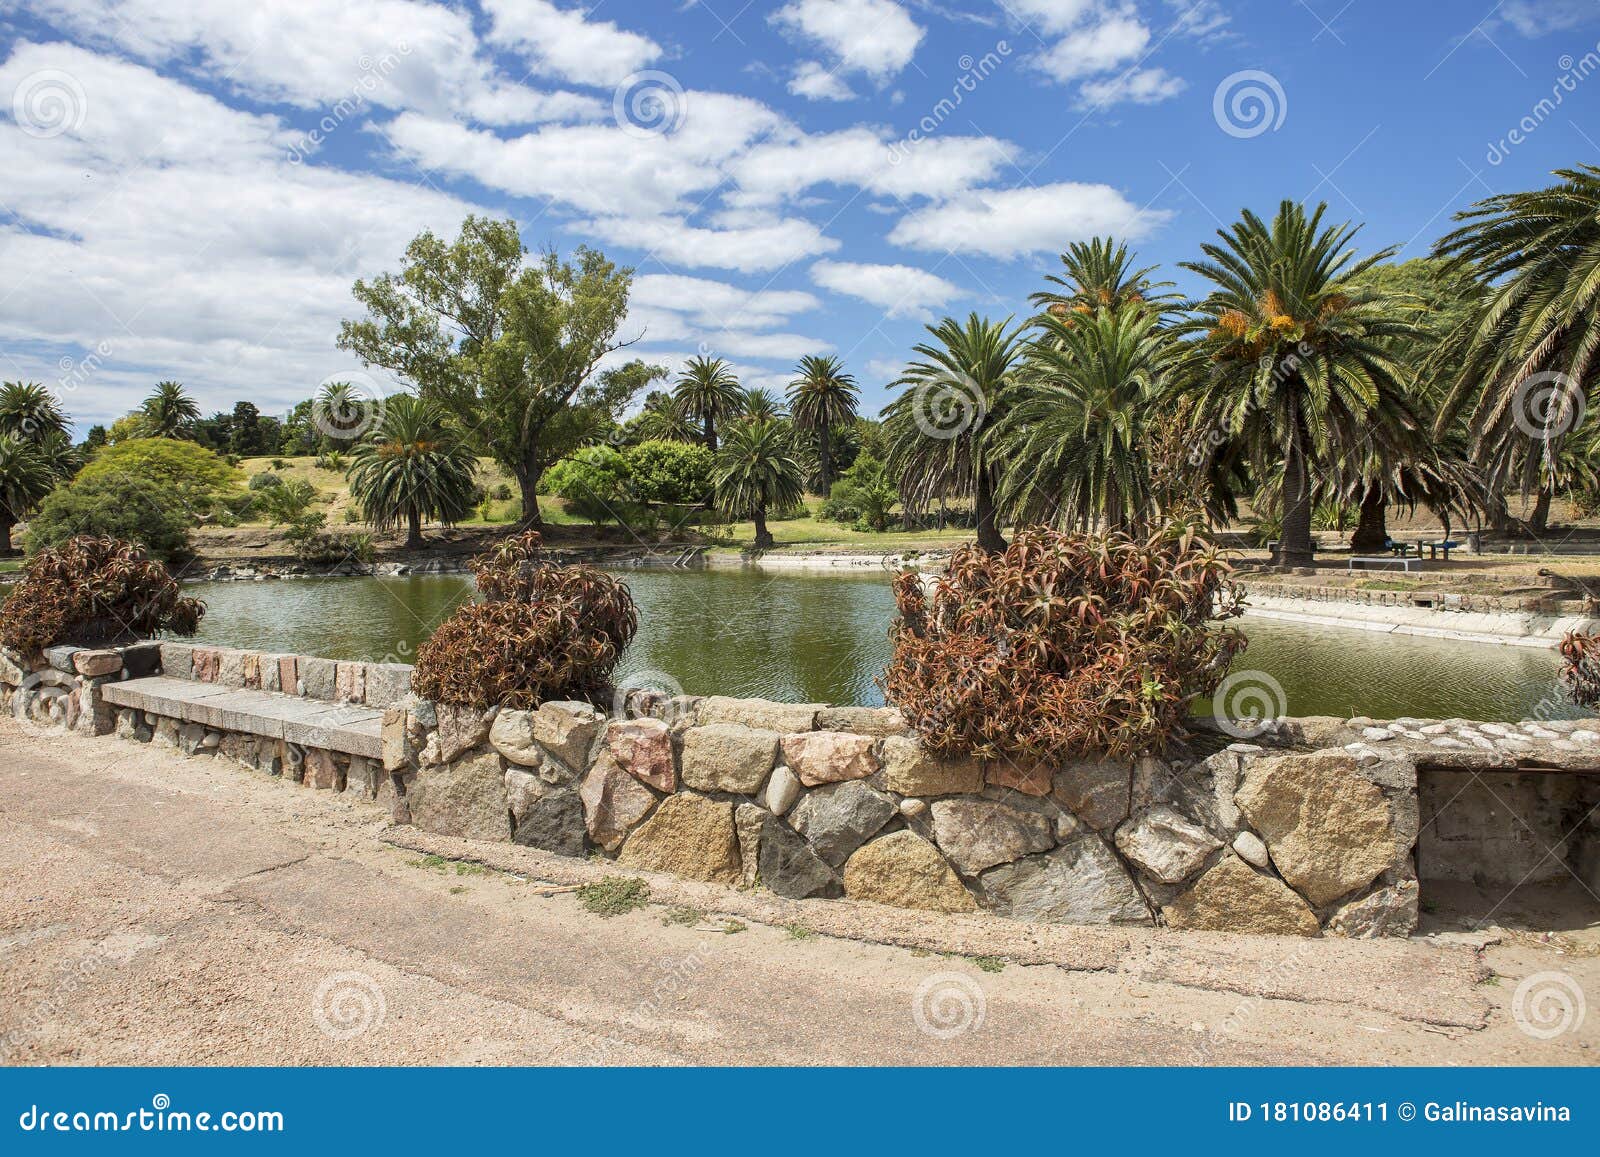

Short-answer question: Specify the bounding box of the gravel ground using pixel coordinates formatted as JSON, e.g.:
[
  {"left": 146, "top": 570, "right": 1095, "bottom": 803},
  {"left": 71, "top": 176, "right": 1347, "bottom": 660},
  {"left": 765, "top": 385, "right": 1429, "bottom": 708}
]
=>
[{"left": 0, "top": 720, "right": 1595, "bottom": 1066}]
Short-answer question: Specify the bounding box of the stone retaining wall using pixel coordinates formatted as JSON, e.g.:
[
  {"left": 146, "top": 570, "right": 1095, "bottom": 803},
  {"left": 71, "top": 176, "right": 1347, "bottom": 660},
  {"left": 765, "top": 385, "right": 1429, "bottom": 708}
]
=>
[{"left": 5, "top": 641, "right": 1600, "bottom": 938}]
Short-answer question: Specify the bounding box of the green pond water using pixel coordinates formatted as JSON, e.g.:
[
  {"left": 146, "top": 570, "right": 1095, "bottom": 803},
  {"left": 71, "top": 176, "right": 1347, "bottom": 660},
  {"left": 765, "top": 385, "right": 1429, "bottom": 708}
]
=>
[{"left": 173, "top": 569, "right": 1591, "bottom": 722}]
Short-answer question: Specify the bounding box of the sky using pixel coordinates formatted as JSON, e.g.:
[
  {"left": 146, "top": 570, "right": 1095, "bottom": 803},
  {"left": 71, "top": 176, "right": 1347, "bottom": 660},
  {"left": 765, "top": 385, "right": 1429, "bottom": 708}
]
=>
[{"left": 2, "top": 0, "right": 1599, "bottom": 435}]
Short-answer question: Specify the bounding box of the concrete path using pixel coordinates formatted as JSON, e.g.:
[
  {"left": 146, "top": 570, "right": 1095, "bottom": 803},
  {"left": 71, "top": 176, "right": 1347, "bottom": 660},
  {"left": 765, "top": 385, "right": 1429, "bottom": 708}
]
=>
[{"left": 1, "top": 720, "right": 1595, "bottom": 1066}]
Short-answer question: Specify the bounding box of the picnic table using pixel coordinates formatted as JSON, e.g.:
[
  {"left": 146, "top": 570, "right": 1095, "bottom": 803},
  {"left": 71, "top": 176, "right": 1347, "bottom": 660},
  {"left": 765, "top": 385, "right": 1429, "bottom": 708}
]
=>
[{"left": 1418, "top": 539, "right": 1460, "bottom": 560}]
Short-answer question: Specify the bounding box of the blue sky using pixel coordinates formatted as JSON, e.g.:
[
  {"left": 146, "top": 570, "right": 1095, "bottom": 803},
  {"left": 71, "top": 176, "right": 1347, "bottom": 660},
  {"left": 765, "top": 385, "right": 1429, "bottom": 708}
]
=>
[{"left": 2, "top": 0, "right": 1599, "bottom": 433}]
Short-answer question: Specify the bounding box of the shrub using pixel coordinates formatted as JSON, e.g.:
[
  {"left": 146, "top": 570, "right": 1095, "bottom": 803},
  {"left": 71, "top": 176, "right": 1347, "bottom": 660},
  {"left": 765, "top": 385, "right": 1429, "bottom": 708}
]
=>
[
  {"left": 75, "top": 438, "right": 242, "bottom": 520},
  {"left": 622, "top": 439, "right": 715, "bottom": 506},
  {"left": 543, "top": 445, "right": 631, "bottom": 524},
  {"left": 0, "top": 535, "right": 204, "bottom": 655},
  {"left": 270, "top": 457, "right": 289, "bottom": 471},
  {"left": 492, "top": 482, "right": 513, "bottom": 502},
  {"left": 412, "top": 530, "right": 637, "bottom": 709},
  {"left": 881, "top": 526, "right": 1245, "bottom": 763},
  {"left": 1560, "top": 631, "right": 1600, "bottom": 708},
  {"left": 248, "top": 470, "right": 284, "bottom": 491},
  {"left": 24, "top": 473, "right": 195, "bottom": 562},
  {"left": 258, "top": 476, "right": 318, "bottom": 524}
]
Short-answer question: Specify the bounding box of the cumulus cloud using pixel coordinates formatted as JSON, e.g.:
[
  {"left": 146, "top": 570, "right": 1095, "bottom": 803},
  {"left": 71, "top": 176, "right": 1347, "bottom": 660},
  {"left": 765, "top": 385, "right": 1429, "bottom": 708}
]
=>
[
  {"left": 1077, "top": 66, "right": 1184, "bottom": 106},
  {"left": 810, "top": 260, "right": 963, "bottom": 318},
  {"left": 482, "top": 0, "right": 664, "bottom": 88},
  {"left": 788, "top": 60, "right": 856, "bottom": 101},
  {"left": 0, "top": 42, "right": 476, "bottom": 427},
  {"left": 887, "top": 181, "right": 1170, "bottom": 258},
  {"left": 580, "top": 215, "right": 841, "bottom": 273},
  {"left": 772, "top": 0, "right": 925, "bottom": 81},
  {"left": 629, "top": 275, "right": 820, "bottom": 331},
  {"left": 24, "top": 0, "right": 598, "bottom": 125}
]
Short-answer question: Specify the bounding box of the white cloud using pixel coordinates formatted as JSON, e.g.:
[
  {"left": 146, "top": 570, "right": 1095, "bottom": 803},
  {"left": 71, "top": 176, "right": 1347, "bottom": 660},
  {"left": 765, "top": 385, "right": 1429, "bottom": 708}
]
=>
[
  {"left": 789, "top": 60, "right": 856, "bottom": 101},
  {"left": 1006, "top": 0, "right": 1216, "bottom": 108},
  {"left": 1077, "top": 66, "right": 1184, "bottom": 106},
  {"left": 887, "top": 181, "right": 1170, "bottom": 258},
  {"left": 772, "top": 0, "right": 925, "bottom": 80},
  {"left": 810, "top": 260, "right": 963, "bottom": 318},
  {"left": 1034, "top": 11, "right": 1149, "bottom": 82},
  {"left": 483, "top": 0, "right": 663, "bottom": 88},
  {"left": 630, "top": 275, "right": 820, "bottom": 331},
  {"left": 581, "top": 215, "right": 841, "bottom": 273},
  {"left": 0, "top": 42, "right": 479, "bottom": 428},
  {"left": 728, "top": 127, "right": 1018, "bottom": 206},
  {"left": 25, "top": 0, "right": 595, "bottom": 126},
  {"left": 1499, "top": 1, "right": 1599, "bottom": 37}
]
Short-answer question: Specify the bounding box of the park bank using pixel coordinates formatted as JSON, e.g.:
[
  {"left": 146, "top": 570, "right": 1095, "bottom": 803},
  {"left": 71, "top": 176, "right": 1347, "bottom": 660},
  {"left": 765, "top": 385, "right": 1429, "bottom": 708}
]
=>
[{"left": 4, "top": 641, "right": 1597, "bottom": 940}]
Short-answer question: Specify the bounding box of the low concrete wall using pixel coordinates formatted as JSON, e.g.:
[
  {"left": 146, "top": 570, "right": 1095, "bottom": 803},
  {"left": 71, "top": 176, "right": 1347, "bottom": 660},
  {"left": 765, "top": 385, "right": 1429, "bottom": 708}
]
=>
[{"left": 6, "top": 641, "right": 1600, "bottom": 938}]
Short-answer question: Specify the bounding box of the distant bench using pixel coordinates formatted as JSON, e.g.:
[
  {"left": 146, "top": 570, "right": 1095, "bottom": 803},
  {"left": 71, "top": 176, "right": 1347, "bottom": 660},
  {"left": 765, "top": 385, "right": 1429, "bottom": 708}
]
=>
[
  {"left": 1348, "top": 555, "right": 1422, "bottom": 573},
  {"left": 99, "top": 676, "right": 384, "bottom": 759}
]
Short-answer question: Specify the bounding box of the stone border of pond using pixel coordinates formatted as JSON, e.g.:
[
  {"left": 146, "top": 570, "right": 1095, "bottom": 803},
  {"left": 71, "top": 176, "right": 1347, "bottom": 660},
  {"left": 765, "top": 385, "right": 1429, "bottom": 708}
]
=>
[{"left": 4, "top": 640, "right": 1598, "bottom": 939}]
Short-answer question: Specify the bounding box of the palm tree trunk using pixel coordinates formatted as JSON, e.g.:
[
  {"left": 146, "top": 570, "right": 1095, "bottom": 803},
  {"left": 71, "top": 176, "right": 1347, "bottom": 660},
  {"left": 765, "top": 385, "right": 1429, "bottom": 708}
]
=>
[
  {"left": 1277, "top": 439, "right": 1315, "bottom": 567},
  {"left": 405, "top": 506, "right": 423, "bottom": 551},
  {"left": 0, "top": 517, "right": 14, "bottom": 556},
  {"left": 1529, "top": 482, "right": 1553, "bottom": 534},
  {"left": 974, "top": 465, "right": 1005, "bottom": 554},
  {"left": 704, "top": 415, "right": 717, "bottom": 454},
  {"left": 753, "top": 504, "right": 773, "bottom": 551},
  {"left": 1349, "top": 479, "right": 1389, "bottom": 554},
  {"left": 818, "top": 425, "right": 832, "bottom": 495}
]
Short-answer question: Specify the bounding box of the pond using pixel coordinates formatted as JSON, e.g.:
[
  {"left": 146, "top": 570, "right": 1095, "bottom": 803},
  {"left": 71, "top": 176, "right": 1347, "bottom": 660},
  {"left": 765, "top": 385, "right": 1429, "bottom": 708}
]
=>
[{"left": 175, "top": 568, "right": 1591, "bottom": 723}]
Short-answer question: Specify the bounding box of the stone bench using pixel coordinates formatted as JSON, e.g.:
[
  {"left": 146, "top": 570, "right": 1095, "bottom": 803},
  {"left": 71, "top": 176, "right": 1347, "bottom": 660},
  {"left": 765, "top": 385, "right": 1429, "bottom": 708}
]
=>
[{"left": 100, "top": 676, "right": 384, "bottom": 759}]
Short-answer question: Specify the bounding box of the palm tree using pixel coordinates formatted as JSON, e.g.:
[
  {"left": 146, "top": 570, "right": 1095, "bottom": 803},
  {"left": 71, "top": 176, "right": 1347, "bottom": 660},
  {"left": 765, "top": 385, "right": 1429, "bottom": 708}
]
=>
[
  {"left": 0, "top": 381, "right": 68, "bottom": 443},
  {"left": 347, "top": 395, "right": 478, "bottom": 549},
  {"left": 0, "top": 434, "right": 52, "bottom": 555},
  {"left": 1431, "top": 165, "right": 1600, "bottom": 532},
  {"left": 673, "top": 356, "right": 743, "bottom": 452},
  {"left": 882, "top": 314, "right": 1026, "bottom": 553},
  {"left": 140, "top": 380, "right": 201, "bottom": 438},
  {"left": 713, "top": 417, "right": 805, "bottom": 551},
  {"left": 633, "top": 391, "right": 697, "bottom": 443},
  {"left": 1031, "top": 237, "right": 1178, "bottom": 322},
  {"left": 996, "top": 308, "right": 1170, "bottom": 534},
  {"left": 1178, "top": 202, "right": 1418, "bottom": 567},
  {"left": 741, "top": 387, "right": 786, "bottom": 422},
  {"left": 787, "top": 354, "right": 858, "bottom": 494}
]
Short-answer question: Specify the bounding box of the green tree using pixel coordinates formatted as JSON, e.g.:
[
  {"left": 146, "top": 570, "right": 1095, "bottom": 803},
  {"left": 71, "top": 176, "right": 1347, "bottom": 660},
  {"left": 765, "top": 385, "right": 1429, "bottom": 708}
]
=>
[
  {"left": 76, "top": 437, "right": 242, "bottom": 522},
  {"left": 140, "top": 381, "right": 201, "bottom": 438},
  {"left": 1432, "top": 165, "right": 1600, "bottom": 532},
  {"left": 622, "top": 439, "right": 715, "bottom": 506},
  {"left": 1178, "top": 201, "right": 1417, "bottom": 566},
  {"left": 83, "top": 424, "right": 109, "bottom": 451},
  {"left": 830, "top": 455, "right": 899, "bottom": 531},
  {"left": 0, "top": 381, "right": 68, "bottom": 442},
  {"left": 1031, "top": 237, "right": 1178, "bottom": 321},
  {"left": 543, "top": 444, "right": 632, "bottom": 525},
  {"left": 347, "top": 395, "right": 478, "bottom": 549},
  {"left": 673, "top": 356, "right": 744, "bottom": 452},
  {"left": 714, "top": 418, "right": 805, "bottom": 550},
  {"left": 788, "top": 354, "right": 858, "bottom": 495},
  {"left": 997, "top": 307, "right": 1170, "bottom": 534},
  {"left": 24, "top": 472, "right": 195, "bottom": 562},
  {"left": 339, "top": 216, "right": 653, "bottom": 525},
  {"left": 741, "top": 387, "right": 786, "bottom": 422},
  {"left": 0, "top": 435, "right": 52, "bottom": 555},
  {"left": 626, "top": 390, "right": 697, "bottom": 444},
  {"left": 882, "top": 314, "right": 1026, "bottom": 554}
]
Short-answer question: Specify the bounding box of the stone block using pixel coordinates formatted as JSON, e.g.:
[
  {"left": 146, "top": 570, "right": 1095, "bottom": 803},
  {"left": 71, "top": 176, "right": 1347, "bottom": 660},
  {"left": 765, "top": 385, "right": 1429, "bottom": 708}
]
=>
[
  {"left": 680, "top": 723, "right": 779, "bottom": 794},
  {"left": 159, "top": 642, "right": 195, "bottom": 679},
  {"left": 298, "top": 656, "right": 336, "bottom": 700},
  {"left": 335, "top": 662, "right": 366, "bottom": 703},
  {"left": 364, "top": 663, "right": 413, "bottom": 709},
  {"left": 879, "top": 736, "right": 984, "bottom": 797},
  {"left": 781, "top": 730, "right": 879, "bottom": 786}
]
